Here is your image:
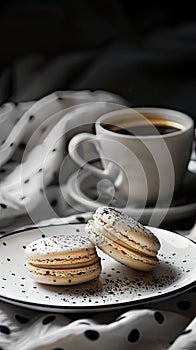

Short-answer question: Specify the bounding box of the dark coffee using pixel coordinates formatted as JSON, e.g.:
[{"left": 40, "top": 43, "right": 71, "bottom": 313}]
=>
[{"left": 102, "top": 116, "right": 183, "bottom": 136}]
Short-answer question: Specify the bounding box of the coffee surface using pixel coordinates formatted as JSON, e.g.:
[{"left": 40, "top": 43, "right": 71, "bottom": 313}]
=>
[
  {"left": 102, "top": 117, "right": 183, "bottom": 136},
  {"left": 105, "top": 124, "right": 180, "bottom": 136}
]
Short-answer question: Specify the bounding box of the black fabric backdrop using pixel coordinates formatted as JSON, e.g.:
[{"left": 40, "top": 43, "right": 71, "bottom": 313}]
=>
[{"left": 0, "top": 0, "right": 196, "bottom": 126}]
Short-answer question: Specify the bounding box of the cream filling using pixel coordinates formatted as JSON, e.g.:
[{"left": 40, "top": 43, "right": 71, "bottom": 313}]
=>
[
  {"left": 26, "top": 253, "right": 98, "bottom": 268},
  {"left": 27, "top": 261, "right": 101, "bottom": 277},
  {"left": 26, "top": 255, "right": 99, "bottom": 269},
  {"left": 101, "top": 239, "right": 158, "bottom": 265}
]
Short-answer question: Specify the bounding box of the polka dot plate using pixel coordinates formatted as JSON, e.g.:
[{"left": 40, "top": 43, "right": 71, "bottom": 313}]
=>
[{"left": 0, "top": 224, "right": 196, "bottom": 313}]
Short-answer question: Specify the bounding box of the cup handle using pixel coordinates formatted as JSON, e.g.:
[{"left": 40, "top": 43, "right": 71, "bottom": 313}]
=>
[{"left": 68, "top": 132, "right": 113, "bottom": 177}]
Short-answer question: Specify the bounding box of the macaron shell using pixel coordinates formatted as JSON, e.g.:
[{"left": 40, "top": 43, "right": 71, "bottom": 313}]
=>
[
  {"left": 26, "top": 259, "right": 101, "bottom": 285},
  {"left": 25, "top": 234, "right": 102, "bottom": 285},
  {"left": 85, "top": 220, "right": 105, "bottom": 245},
  {"left": 25, "top": 235, "right": 95, "bottom": 260},
  {"left": 93, "top": 207, "right": 161, "bottom": 252},
  {"left": 86, "top": 219, "right": 158, "bottom": 259},
  {"left": 98, "top": 238, "right": 158, "bottom": 272}
]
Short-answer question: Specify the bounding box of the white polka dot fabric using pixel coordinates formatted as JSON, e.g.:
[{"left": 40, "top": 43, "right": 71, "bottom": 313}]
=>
[
  {"left": 0, "top": 90, "right": 125, "bottom": 223},
  {"left": 0, "top": 91, "right": 196, "bottom": 349}
]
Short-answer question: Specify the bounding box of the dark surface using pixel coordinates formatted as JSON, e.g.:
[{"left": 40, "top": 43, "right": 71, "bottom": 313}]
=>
[
  {"left": 0, "top": 1, "right": 196, "bottom": 126},
  {"left": 0, "top": 1, "right": 195, "bottom": 233}
]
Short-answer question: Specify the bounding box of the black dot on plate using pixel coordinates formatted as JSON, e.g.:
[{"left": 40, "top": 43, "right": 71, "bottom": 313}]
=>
[
  {"left": 57, "top": 96, "right": 63, "bottom": 101},
  {"left": 2, "top": 242, "right": 6, "bottom": 246},
  {"left": 85, "top": 330, "right": 100, "bottom": 341},
  {"left": 0, "top": 203, "right": 7, "bottom": 209},
  {"left": 76, "top": 216, "right": 85, "bottom": 222},
  {"left": 128, "top": 329, "right": 140, "bottom": 343},
  {"left": 15, "top": 315, "right": 30, "bottom": 324},
  {"left": 177, "top": 301, "right": 192, "bottom": 310},
  {"left": 0, "top": 325, "right": 11, "bottom": 334},
  {"left": 29, "top": 115, "right": 35, "bottom": 121},
  {"left": 9, "top": 143, "right": 14, "bottom": 147},
  {"left": 42, "top": 315, "right": 56, "bottom": 325},
  {"left": 52, "top": 148, "right": 56, "bottom": 152},
  {"left": 51, "top": 348, "right": 64, "bottom": 350},
  {"left": 154, "top": 312, "right": 165, "bottom": 324},
  {"left": 24, "top": 179, "right": 29, "bottom": 184}
]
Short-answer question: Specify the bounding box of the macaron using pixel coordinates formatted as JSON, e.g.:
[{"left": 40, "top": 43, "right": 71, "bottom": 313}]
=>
[
  {"left": 85, "top": 207, "right": 161, "bottom": 272},
  {"left": 24, "top": 234, "right": 101, "bottom": 285}
]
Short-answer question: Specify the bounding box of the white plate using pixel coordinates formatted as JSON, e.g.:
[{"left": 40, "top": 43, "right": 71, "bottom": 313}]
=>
[
  {"left": 0, "top": 224, "right": 196, "bottom": 313},
  {"left": 64, "top": 168, "right": 196, "bottom": 226}
]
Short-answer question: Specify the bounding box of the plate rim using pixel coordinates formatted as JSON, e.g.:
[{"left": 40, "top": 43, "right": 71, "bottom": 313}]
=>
[{"left": 0, "top": 224, "right": 196, "bottom": 313}]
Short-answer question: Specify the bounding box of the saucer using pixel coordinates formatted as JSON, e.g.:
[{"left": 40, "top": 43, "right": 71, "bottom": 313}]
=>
[{"left": 64, "top": 165, "right": 196, "bottom": 227}]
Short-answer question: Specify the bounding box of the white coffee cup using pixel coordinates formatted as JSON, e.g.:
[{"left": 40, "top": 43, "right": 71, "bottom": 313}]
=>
[{"left": 68, "top": 107, "right": 194, "bottom": 207}]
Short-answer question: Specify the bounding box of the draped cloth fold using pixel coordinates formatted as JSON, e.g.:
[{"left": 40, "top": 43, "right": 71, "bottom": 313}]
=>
[{"left": 0, "top": 90, "right": 195, "bottom": 350}]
